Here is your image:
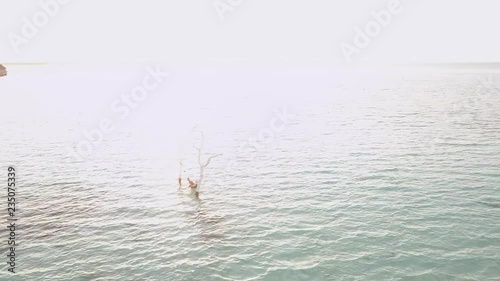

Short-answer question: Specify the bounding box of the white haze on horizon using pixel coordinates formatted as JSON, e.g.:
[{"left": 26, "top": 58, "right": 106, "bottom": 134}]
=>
[{"left": 0, "top": 0, "right": 499, "bottom": 66}]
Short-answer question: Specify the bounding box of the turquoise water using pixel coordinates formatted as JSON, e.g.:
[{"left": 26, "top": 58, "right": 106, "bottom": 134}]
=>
[{"left": 1, "top": 65, "right": 500, "bottom": 280}]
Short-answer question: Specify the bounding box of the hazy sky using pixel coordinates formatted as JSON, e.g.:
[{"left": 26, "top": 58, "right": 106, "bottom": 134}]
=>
[{"left": 0, "top": 0, "right": 499, "bottom": 65}]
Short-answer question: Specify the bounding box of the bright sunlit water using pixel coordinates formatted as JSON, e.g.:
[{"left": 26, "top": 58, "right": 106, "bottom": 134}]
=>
[{"left": 1, "top": 64, "right": 499, "bottom": 280}]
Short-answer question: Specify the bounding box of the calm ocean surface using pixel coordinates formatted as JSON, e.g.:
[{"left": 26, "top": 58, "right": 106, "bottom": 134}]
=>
[{"left": 1, "top": 65, "right": 499, "bottom": 280}]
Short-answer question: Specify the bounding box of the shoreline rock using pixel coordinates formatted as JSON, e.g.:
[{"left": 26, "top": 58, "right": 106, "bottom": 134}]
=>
[{"left": 0, "top": 64, "right": 6, "bottom": 77}]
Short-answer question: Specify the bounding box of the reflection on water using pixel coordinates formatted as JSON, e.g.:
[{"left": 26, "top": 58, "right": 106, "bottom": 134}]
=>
[{"left": 1, "top": 65, "right": 500, "bottom": 280}]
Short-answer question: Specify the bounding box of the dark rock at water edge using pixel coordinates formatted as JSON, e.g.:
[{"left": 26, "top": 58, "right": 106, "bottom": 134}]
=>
[{"left": 0, "top": 64, "right": 6, "bottom": 77}]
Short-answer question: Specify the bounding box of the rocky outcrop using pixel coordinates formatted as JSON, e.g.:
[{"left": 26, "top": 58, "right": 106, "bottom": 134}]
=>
[{"left": 0, "top": 64, "right": 6, "bottom": 77}]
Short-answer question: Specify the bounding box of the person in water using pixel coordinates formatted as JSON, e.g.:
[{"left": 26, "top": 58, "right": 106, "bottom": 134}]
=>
[
  {"left": 187, "top": 178, "right": 198, "bottom": 189},
  {"left": 178, "top": 177, "right": 182, "bottom": 186}
]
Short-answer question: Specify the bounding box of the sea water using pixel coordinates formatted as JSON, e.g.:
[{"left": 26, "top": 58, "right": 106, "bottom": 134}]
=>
[{"left": 0, "top": 64, "right": 499, "bottom": 280}]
